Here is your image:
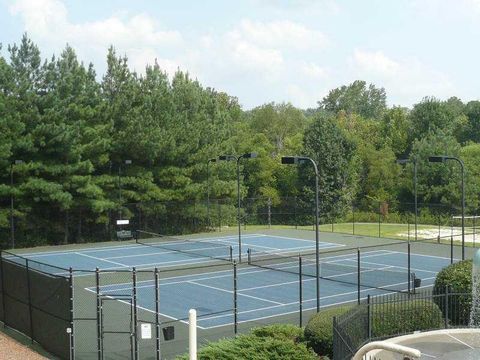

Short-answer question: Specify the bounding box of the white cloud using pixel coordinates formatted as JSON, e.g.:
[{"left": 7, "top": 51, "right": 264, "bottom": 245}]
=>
[
  {"left": 8, "top": 0, "right": 330, "bottom": 108},
  {"left": 352, "top": 50, "right": 399, "bottom": 76},
  {"left": 350, "top": 49, "right": 455, "bottom": 106},
  {"left": 301, "top": 62, "right": 328, "bottom": 79},
  {"left": 227, "top": 19, "right": 328, "bottom": 51},
  {"left": 9, "top": 0, "right": 183, "bottom": 76}
]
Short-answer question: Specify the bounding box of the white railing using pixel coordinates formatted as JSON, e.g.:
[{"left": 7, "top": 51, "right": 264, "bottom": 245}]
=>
[{"left": 352, "top": 341, "right": 421, "bottom": 360}]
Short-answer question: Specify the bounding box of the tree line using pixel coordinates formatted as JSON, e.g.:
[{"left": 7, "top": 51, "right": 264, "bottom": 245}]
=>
[{"left": 1, "top": 34, "right": 480, "bottom": 248}]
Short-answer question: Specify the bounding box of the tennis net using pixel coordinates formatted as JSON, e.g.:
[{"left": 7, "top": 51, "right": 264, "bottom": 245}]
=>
[
  {"left": 247, "top": 248, "right": 413, "bottom": 293},
  {"left": 136, "top": 230, "right": 233, "bottom": 262}
]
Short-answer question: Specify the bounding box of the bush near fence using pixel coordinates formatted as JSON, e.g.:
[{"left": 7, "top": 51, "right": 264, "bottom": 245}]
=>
[
  {"left": 176, "top": 324, "right": 317, "bottom": 360},
  {"left": 433, "top": 260, "right": 472, "bottom": 325},
  {"left": 371, "top": 299, "right": 443, "bottom": 338},
  {"left": 304, "top": 306, "right": 353, "bottom": 358},
  {"left": 306, "top": 300, "right": 443, "bottom": 359}
]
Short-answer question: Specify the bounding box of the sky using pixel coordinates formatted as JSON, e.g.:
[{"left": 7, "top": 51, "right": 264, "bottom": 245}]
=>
[{"left": 1, "top": 0, "right": 480, "bottom": 109}]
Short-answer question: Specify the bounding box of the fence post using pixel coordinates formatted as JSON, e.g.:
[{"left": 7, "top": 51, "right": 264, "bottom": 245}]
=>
[
  {"left": 357, "top": 248, "right": 361, "bottom": 304},
  {"left": 408, "top": 241, "right": 411, "bottom": 294},
  {"left": 154, "top": 268, "right": 161, "bottom": 360},
  {"left": 25, "top": 259, "right": 34, "bottom": 343},
  {"left": 378, "top": 203, "right": 381, "bottom": 238},
  {"left": 95, "top": 268, "right": 102, "bottom": 360},
  {"left": 268, "top": 197, "right": 271, "bottom": 229},
  {"left": 352, "top": 204, "right": 355, "bottom": 235},
  {"left": 69, "top": 267, "right": 75, "bottom": 360},
  {"left": 450, "top": 235, "right": 454, "bottom": 265},
  {"left": 445, "top": 287, "right": 449, "bottom": 329},
  {"left": 233, "top": 261, "right": 238, "bottom": 334},
  {"left": 367, "top": 295, "right": 372, "bottom": 339},
  {"left": 293, "top": 196, "right": 298, "bottom": 230},
  {"left": 332, "top": 316, "right": 337, "bottom": 356},
  {"left": 407, "top": 221, "right": 410, "bottom": 242},
  {"left": 132, "top": 268, "right": 139, "bottom": 360},
  {"left": 218, "top": 200, "right": 221, "bottom": 232},
  {"left": 299, "top": 255, "right": 303, "bottom": 327},
  {"left": 0, "top": 251, "right": 6, "bottom": 329}
]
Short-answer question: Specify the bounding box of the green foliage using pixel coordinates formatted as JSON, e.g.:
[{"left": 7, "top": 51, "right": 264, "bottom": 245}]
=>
[
  {"left": 305, "top": 300, "right": 443, "bottom": 358},
  {"left": 175, "top": 325, "right": 317, "bottom": 360},
  {"left": 433, "top": 260, "right": 472, "bottom": 325},
  {"left": 301, "top": 113, "right": 356, "bottom": 218},
  {"left": 409, "top": 129, "right": 461, "bottom": 206},
  {"left": 409, "top": 97, "right": 465, "bottom": 142},
  {"left": 371, "top": 300, "right": 443, "bottom": 337},
  {"left": 319, "top": 80, "right": 387, "bottom": 119},
  {"left": 304, "top": 305, "right": 352, "bottom": 358},
  {"left": 3, "top": 35, "right": 480, "bottom": 248}
]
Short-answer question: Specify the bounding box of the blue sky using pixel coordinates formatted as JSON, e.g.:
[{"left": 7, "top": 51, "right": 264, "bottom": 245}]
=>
[{"left": 1, "top": 0, "right": 479, "bottom": 109}]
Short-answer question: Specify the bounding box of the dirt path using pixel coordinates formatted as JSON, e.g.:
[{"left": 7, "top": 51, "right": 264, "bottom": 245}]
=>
[{"left": 0, "top": 331, "right": 47, "bottom": 360}]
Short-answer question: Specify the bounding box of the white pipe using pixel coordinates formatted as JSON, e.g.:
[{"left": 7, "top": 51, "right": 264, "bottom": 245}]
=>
[
  {"left": 352, "top": 341, "right": 421, "bottom": 360},
  {"left": 189, "top": 309, "right": 197, "bottom": 360}
]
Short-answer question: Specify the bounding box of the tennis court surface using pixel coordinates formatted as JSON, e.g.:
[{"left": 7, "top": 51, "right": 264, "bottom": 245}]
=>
[
  {"left": 11, "top": 233, "right": 342, "bottom": 272},
  {"left": 8, "top": 232, "right": 452, "bottom": 329}
]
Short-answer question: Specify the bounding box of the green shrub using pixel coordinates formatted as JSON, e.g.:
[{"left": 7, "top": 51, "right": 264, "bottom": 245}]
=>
[
  {"left": 433, "top": 260, "right": 472, "bottom": 325},
  {"left": 372, "top": 299, "right": 443, "bottom": 337},
  {"left": 304, "top": 305, "right": 353, "bottom": 358},
  {"left": 305, "top": 300, "right": 444, "bottom": 358},
  {"left": 176, "top": 325, "right": 317, "bottom": 360},
  {"left": 250, "top": 324, "right": 304, "bottom": 342}
]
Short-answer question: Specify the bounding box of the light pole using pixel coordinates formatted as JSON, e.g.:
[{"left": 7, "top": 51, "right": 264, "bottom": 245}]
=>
[
  {"left": 397, "top": 157, "right": 418, "bottom": 241},
  {"left": 281, "top": 155, "right": 320, "bottom": 312},
  {"left": 207, "top": 158, "right": 217, "bottom": 229},
  {"left": 118, "top": 159, "right": 132, "bottom": 219},
  {"left": 10, "top": 159, "right": 23, "bottom": 249},
  {"left": 219, "top": 153, "right": 257, "bottom": 262},
  {"left": 428, "top": 155, "right": 465, "bottom": 260}
]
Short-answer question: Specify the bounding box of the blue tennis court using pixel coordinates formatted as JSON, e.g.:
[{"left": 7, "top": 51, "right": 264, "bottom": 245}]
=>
[
  {"left": 12, "top": 233, "right": 342, "bottom": 273},
  {"left": 9, "top": 234, "right": 453, "bottom": 329},
  {"left": 89, "top": 249, "right": 450, "bottom": 329}
]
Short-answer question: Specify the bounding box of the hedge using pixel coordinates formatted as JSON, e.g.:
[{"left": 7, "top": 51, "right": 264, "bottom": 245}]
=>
[
  {"left": 371, "top": 299, "right": 443, "bottom": 337},
  {"left": 304, "top": 305, "right": 353, "bottom": 358},
  {"left": 305, "top": 300, "right": 443, "bottom": 358},
  {"left": 433, "top": 260, "right": 472, "bottom": 325},
  {"left": 176, "top": 324, "right": 317, "bottom": 360}
]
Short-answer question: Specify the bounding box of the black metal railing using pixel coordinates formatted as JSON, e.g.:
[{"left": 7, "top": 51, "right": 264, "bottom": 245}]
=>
[{"left": 332, "top": 289, "right": 472, "bottom": 360}]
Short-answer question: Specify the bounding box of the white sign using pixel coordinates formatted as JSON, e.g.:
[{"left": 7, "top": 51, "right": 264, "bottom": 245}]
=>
[
  {"left": 116, "top": 219, "right": 130, "bottom": 225},
  {"left": 141, "top": 323, "right": 152, "bottom": 339}
]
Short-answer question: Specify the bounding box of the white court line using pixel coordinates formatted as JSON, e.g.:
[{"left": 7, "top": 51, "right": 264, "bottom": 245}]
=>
[
  {"left": 198, "top": 276, "right": 437, "bottom": 327},
  {"left": 84, "top": 269, "right": 439, "bottom": 329},
  {"left": 350, "top": 259, "right": 438, "bottom": 274},
  {"left": 256, "top": 233, "right": 343, "bottom": 246},
  {"left": 105, "top": 244, "right": 232, "bottom": 260},
  {"left": 96, "top": 250, "right": 398, "bottom": 291},
  {"left": 75, "top": 252, "right": 129, "bottom": 268},
  {"left": 188, "top": 281, "right": 285, "bottom": 305},
  {"left": 14, "top": 234, "right": 264, "bottom": 257},
  {"left": 382, "top": 249, "right": 460, "bottom": 262},
  {"left": 98, "top": 252, "right": 407, "bottom": 294},
  {"left": 82, "top": 287, "right": 206, "bottom": 329}
]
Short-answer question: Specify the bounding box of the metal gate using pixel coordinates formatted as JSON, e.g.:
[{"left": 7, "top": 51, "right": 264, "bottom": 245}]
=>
[{"left": 99, "top": 295, "right": 135, "bottom": 360}]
